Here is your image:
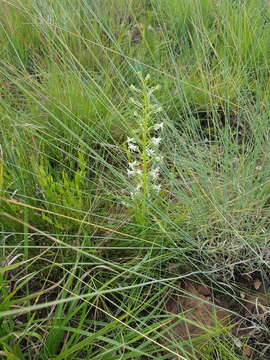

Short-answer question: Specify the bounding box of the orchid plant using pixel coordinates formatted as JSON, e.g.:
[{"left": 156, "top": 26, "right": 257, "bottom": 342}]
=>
[{"left": 123, "top": 72, "right": 164, "bottom": 226}]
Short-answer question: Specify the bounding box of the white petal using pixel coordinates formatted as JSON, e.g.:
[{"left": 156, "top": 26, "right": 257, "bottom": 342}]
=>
[
  {"left": 128, "top": 161, "right": 137, "bottom": 169},
  {"left": 151, "top": 137, "right": 161, "bottom": 146},
  {"left": 155, "top": 155, "right": 163, "bottom": 162},
  {"left": 127, "top": 170, "right": 135, "bottom": 177},
  {"left": 146, "top": 148, "right": 155, "bottom": 156},
  {"left": 154, "top": 122, "right": 164, "bottom": 131},
  {"left": 128, "top": 143, "right": 138, "bottom": 151},
  {"left": 150, "top": 167, "right": 160, "bottom": 179}
]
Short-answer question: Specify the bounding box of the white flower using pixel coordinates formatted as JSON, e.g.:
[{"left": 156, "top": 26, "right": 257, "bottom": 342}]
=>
[
  {"left": 136, "top": 169, "right": 142, "bottom": 175},
  {"left": 127, "top": 137, "right": 135, "bottom": 143},
  {"left": 150, "top": 167, "right": 160, "bottom": 179},
  {"left": 151, "top": 137, "right": 161, "bottom": 146},
  {"left": 146, "top": 148, "right": 155, "bottom": 156},
  {"left": 128, "top": 161, "right": 137, "bottom": 169},
  {"left": 154, "top": 122, "right": 164, "bottom": 131},
  {"left": 128, "top": 143, "right": 138, "bottom": 151},
  {"left": 127, "top": 169, "right": 135, "bottom": 177},
  {"left": 155, "top": 155, "right": 163, "bottom": 162},
  {"left": 153, "top": 184, "right": 161, "bottom": 192},
  {"left": 131, "top": 183, "right": 142, "bottom": 198}
]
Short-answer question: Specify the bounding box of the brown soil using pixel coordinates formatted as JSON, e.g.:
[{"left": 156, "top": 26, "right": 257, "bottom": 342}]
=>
[{"left": 162, "top": 279, "right": 270, "bottom": 360}]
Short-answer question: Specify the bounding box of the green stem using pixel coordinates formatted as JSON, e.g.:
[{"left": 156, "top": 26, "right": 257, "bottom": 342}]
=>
[{"left": 140, "top": 82, "right": 150, "bottom": 226}]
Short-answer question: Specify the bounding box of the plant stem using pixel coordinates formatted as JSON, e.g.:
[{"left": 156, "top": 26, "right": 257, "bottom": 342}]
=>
[{"left": 140, "top": 81, "right": 151, "bottom": 226}]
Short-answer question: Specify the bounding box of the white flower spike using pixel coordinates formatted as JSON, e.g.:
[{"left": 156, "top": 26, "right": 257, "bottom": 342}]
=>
[{"left": 125, "top": 77, "right": 163, "bottom": 209}]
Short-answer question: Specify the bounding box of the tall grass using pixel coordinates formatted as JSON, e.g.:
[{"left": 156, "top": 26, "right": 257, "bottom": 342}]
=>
[{"left": 1, "top": 0, "right": 270, "bottom": 359}]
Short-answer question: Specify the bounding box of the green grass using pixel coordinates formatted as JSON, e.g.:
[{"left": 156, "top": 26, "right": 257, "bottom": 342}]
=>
[{"left": 1, "top": 0, "right": 270, "bottom": 359}]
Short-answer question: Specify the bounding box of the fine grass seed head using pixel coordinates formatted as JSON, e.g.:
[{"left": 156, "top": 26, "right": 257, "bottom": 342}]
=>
[{"left": 123, "top": 73, "right": 163, "bottom": 226}]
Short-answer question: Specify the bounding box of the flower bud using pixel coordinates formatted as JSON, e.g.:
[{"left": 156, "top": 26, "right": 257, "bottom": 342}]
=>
[{"left": 145, "top": 73, "right": 150, "bottom": 81}]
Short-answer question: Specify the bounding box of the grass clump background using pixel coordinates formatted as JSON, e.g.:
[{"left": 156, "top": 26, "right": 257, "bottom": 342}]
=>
[{"left": 0, "top": 0, "right": 270, "bottom": 359}]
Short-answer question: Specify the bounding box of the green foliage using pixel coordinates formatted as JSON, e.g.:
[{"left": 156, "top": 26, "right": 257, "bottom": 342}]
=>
[{"left": 36, "top": 150, "right": 88, "bottom": 230}]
